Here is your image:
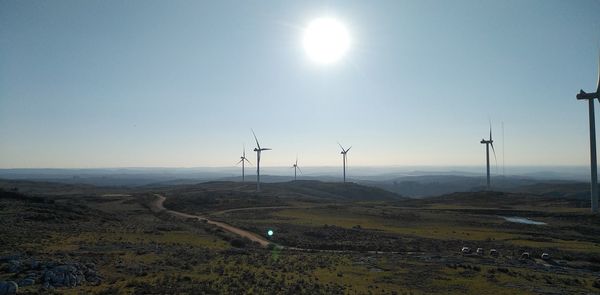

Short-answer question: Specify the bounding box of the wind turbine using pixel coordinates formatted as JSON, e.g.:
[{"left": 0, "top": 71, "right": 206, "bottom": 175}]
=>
[
  {"left": 252, "top": 129, "right": 271, "bottom": 192},
  {"left": 339, "top": 143, "right": 351, "bottom": 183},
  {"left": 292, "top": 156, "right": 302, "bottom": 181},
  {"left": 480, "top": 124, "right": 496, "bottom": 190},
  {"left": 576, "top": 53, "right": 600, "bottom": 213},
  {"left": 236, "top": 146, "right": 251, "bottom": 182}
]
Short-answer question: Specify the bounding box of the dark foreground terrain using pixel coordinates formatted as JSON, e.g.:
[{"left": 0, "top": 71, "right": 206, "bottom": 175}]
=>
[{"left": 1, "top": 179, "right": 600, "bottom": 294}]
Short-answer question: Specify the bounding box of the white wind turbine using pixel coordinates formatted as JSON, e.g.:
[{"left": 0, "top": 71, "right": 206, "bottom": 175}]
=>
[
  {"left": 338, "top": 143, "right": 351, "bottom": 183},
  {"left": 236, "top": 146, "right": 251, "bottom": 182},
  {"left": 252, "top": 129, "right": 271, "bottom": 192},
  {"left": 292, "top": 156, "right": 302, "bottom": 181},
  {"left": 480, "top": 123, "right": 497, "bottom": 190},
  {"left": 576, "top": 53, "right": 600, "bottom": 212}
]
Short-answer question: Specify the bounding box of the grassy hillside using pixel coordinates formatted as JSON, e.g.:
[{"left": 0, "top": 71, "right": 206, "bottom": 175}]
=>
[
  {"left": 2, "top": 180, "right": 600, "bottom": 294},
  {"left": 160, "top": 180, "right": 405, "bottom": 214},
  {"left": 268, "top": 180, "right": 406, "bottom": 201},
  {"left": 511, "top": 182, "right": 589, "bottom": 200},
  {"left": 401, "top": 191, "right": 588, "bottom": 209}
]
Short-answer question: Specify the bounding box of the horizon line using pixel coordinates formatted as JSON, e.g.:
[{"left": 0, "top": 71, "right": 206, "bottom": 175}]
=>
[{"left": 0, "top": 164, "right": 590, "bottom": 170}]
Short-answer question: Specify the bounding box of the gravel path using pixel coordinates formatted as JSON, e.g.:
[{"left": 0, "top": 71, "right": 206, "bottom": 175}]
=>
[{"left": 150, "top": 194, "right": 270, "bottom": 247}]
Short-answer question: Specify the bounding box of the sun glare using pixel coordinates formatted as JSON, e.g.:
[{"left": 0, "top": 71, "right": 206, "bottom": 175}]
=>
[{"left": 303, "top": 17, "right": 350, "bottom": 64}]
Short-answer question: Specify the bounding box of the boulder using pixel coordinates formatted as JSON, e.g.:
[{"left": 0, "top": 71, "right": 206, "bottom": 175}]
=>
[
  {"left": 41, "top": 263, "right": 92, "bottom": 288},
  {"left": 0, "top": 281, "right": 18, "bottom": 295}
]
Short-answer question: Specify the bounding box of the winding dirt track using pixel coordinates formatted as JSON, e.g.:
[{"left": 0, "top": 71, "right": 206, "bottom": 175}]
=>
[
  {"left": 149, "top": 195, "right": 418, "bottom": 255},
  {"left": 150, "top": 194, "right": 270, "bottom": 247}
]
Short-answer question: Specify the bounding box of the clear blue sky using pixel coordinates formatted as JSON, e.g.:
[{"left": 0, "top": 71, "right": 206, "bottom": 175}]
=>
[{"left": 1, "top": 0, "right": 599, "bottom": 168}]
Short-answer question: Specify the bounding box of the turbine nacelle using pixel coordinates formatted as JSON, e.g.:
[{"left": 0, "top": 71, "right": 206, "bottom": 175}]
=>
[
  {"left": 237, "top": 156, "right": 251, "bottom": 165},
  {"left": 338, "top": 143, "right": 352, "bottom": 155},
  {"left": 577, "top": 89, "right": 600, "bottom": 100},
  {"left": 237, "top": 147, "right": 251, "bottom": 165}
]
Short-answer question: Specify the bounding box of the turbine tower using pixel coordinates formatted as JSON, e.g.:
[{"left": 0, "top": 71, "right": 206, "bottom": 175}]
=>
[
  {"left": 480, "top": 125, "right": 496, "bottom": 190},
  {"left": 236, "top": 146, "right": 251, "bottom": 182},
  {"left": 339, "top": 143, "right": 351, "bottom": 183},
  {"left": 292, "top": 156, "right": 302, "bottom": 181},
  {"left": 252, "top": 129, "right": 271, "bottom": 192},
  {"left": 576, "top": 53, "right": 600, "bottom": 213}
]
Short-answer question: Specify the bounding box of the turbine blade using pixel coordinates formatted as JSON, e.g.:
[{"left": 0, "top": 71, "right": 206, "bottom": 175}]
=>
[
  {"left": 346, "top": 146, "right": 352, "bottom": 153},
  {"left": 251, "top": 129, "right": 261, "bottom": 149},
  {"left": 338, "top": 142, "right": 345, "bottom": 152},
  {"left": 236, "top": 159, "right": 243, "bottom": 165},
  {"left": 489, "top": 121, "right": 493, "bottom": 141},
  {"left": 262, "top": 148, "right": 272, "bottom": 151},
  {"left": 245, "top": 158, "right": 252, "bottom": 165},
  {"left": 597, "top": 50, "right": 600, "bottom": 93},
  {"left": 491, "top": 142, "right": 498, "bottom": 175},
  {"left": 295, "top": 156, "right": 298, "bottom": 166},
  {"left": 297, "top": 166, "right": 302, "bottom": 174}
]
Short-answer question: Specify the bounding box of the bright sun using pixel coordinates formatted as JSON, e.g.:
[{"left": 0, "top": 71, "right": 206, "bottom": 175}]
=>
[{"left": 303, "top": 18, "right": 350, "bottom": 64}]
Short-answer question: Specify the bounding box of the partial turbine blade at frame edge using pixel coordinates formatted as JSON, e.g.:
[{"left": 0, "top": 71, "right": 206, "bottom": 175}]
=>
[{"left": 596, "top": 49, "right": 600, "bottom": 93}]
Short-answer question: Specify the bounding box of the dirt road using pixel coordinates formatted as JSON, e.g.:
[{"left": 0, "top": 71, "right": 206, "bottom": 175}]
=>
[
  {"left": 150, "top": 194, "right": 270, "bottom": 247},
  {"left": 211, "top": 205, "right": 312, "bottom": 215}
]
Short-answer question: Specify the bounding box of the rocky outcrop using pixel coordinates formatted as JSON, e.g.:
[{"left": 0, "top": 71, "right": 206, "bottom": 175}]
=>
[
  {"left": 41, "top": 263, "right": 102, "bottom": 288},
  {"left": 1, "top": 255, "right": 102, "bottom": 290},
  {"left": 42, "top": 264, "right": 84, "bottom": 288}
]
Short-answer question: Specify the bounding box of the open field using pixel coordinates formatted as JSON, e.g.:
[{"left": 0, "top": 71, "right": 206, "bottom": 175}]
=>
[{"left": 1, "top": 180, "right": 600, "bottom": 294}]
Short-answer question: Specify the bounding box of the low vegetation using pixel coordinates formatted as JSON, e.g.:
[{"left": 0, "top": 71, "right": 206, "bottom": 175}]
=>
[{"left": 1, "top": 180, "right": 599, "bottom": 294}]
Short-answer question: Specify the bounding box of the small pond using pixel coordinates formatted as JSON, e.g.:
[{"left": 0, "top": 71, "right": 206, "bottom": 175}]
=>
[{"left": 501, "top": 216, "right": 546, "bottom": 225}]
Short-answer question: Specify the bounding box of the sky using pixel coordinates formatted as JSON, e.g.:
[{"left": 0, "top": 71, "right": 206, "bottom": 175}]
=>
[{"left": 1, "top": 0, "right": 600, "bottom": 169}]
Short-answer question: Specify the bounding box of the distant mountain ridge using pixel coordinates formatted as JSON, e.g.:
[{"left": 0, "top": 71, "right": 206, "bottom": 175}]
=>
[{"left": 0, "top": 167, "right": 591, "bottom": 199}]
